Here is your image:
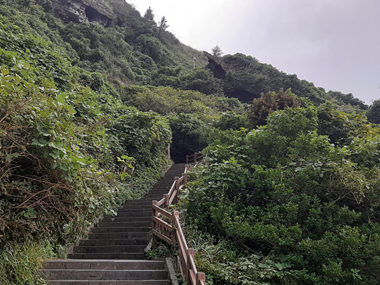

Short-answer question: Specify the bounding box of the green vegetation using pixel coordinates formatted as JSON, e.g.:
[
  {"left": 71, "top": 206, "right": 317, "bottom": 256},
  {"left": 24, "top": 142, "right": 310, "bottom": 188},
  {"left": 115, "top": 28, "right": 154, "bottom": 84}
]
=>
[
  {"left": 0, "top": 6, "right": 171, "bottom": 283},
  {"left": 0, "top": 0, "right": 379, "bottom": 284},
  {"left": 182, "top": 100, "right": 380, "bottom": 284}
]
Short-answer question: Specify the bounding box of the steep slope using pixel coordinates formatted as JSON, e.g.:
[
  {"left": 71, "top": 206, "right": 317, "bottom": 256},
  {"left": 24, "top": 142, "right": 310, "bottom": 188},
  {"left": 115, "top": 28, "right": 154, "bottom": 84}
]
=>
[
  {"left": 47, "top": 0, "right": 207, "bottom": 84},
  {"left": 1, "top": 0, "right": 366, "bottom": 111}
]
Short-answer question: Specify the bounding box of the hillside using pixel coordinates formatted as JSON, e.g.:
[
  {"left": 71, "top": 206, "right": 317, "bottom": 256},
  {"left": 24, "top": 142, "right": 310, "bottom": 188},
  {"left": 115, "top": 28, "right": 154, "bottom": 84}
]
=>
[
  {"left": 203, "top": 52, "right": 367, "bottom": 109},
  {"left": 1, "top": 0, "right": 366, "bottom": 111},
  {"left": 0, "top": 0, "right": 208, "bottom": 85},
  {"left": 0, "top": 0, "right": 376, "bottom": 284}
]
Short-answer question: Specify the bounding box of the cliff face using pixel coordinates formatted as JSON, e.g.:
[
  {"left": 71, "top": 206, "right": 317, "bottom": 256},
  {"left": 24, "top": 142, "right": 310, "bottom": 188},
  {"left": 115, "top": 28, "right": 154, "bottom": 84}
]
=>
[
  {"left": 52, "top": 0, "right": 114, "bottom": 26},
  {"left": 203, "top": 51, "right": 226, "bottom": 79}
]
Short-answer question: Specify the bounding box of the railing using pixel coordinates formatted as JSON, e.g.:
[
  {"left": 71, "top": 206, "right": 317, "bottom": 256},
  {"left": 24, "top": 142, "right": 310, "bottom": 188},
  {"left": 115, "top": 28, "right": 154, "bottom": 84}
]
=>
[
  {"left": 152, "top": 164, "right": 206, "bottom": 285},
  {"left": 186, "top": 152, "right": 204, "bottom": 164}
]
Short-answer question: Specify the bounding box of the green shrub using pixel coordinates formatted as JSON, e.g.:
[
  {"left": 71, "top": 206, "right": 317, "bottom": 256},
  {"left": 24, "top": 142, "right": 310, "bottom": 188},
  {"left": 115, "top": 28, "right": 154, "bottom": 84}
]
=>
[
  {"left": 0, "top": 241, "right": 54, "bottom": 285},
  {"left": 182, "top": 103, "right": 380, "bottom": 284}
]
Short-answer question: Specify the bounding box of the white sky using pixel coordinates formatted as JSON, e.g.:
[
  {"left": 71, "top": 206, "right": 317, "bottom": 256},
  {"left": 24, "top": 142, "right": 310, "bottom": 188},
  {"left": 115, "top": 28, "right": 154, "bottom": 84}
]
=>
[{"left": 131, "top": 0, "right": 380, "bottom": 105}]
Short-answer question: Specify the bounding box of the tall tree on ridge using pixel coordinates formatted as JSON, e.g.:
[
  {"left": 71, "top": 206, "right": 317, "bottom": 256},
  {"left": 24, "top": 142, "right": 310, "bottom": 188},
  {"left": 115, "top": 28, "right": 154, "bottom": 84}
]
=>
[
  {"left": 144, "top": 6, "right": 154, "bottom": 21},
  {"left": 212, "top": 45, "right": 223, "bottom": 57},
  {"left": 158, "top": 16, "right": 169, "bottom": 38}
]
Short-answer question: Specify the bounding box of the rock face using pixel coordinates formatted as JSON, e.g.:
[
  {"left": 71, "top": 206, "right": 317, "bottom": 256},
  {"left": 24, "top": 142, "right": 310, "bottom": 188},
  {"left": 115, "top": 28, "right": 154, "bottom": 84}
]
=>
[
  {"left": 204, "top": 51, "right": 257, "bottom": 102},
  {"left": 52, "top": 0, "right": 114, "bottom": 26},
  {"left": 203, "top": 51, "right": 226, "bottom": 79}
]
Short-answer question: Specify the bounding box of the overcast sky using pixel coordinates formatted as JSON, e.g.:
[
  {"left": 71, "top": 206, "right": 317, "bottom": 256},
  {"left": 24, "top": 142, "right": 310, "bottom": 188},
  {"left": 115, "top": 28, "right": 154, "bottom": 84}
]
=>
[{"left": 131, "top": 0, "right": 380, "bottom": 105}]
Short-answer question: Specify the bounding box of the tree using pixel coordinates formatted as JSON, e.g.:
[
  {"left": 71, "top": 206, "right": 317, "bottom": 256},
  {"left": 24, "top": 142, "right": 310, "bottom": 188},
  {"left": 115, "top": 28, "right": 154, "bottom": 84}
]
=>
[
  {"left": 247, "top": 89, "right": 300, "bottom": 126},
  {"left": 158, "top": 16, "right": 169, "bottom": 38},
  {"left": 144, "top": 6, "right": 154, "bottom": 21},
  {"left": 366, "top": 99, "right": 380, "bottom": 124},
  {"left": 211, "top": 45, "right": 223, "bottom": 57}
]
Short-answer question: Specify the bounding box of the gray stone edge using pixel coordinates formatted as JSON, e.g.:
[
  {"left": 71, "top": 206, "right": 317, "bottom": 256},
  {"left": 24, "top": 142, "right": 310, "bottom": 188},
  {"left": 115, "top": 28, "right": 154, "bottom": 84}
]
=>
[{"left": 166, "top": 257, "right": 179, "bottom": 285}]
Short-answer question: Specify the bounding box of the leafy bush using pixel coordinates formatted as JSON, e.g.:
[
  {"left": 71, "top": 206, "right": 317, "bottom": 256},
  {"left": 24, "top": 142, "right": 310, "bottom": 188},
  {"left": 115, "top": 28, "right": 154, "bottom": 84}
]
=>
[
  {"left": 0, "top": 241, "right": 54, "bottom": 285},
  {"left": 0, "top": 11, "right": 171, "bottom": 283},
  {"left": 183, "top": 103, "right": 380, "bottom": 284},
  {"left": 247, "top": 89, "right": 300, "bottom": 126}
]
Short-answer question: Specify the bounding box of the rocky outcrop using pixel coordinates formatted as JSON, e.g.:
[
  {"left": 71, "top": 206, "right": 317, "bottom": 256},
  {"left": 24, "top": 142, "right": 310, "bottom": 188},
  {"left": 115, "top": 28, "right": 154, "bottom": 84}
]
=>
[
  {"left": 203, "top": 51, "right": 226, "bottom": 79},
  {"left": 204, "top": 51, "right": 257, "bottom": 102},
  {"left": 52, "top": 0, "right": 114, "bottom": 26}
]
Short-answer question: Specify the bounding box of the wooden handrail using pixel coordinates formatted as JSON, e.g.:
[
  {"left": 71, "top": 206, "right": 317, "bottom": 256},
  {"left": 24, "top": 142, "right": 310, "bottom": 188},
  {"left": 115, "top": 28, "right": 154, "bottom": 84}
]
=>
[
  {"left": 186, "top": 152, "right": 204, "bottom": 164},
  {"left": 152, "top": 163, "right": 206, "bottom": 285}
]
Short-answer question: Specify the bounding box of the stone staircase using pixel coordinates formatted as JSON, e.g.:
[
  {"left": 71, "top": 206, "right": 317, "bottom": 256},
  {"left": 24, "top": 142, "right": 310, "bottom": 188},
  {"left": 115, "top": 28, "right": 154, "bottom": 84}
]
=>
[{"left": 44, "top": 164, "right": 186, "bottom": 285}]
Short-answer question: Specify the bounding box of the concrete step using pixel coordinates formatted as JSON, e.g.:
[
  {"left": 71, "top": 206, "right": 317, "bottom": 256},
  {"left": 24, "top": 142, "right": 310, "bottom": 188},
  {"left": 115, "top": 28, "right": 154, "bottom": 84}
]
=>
[
  {"left": 119, "top": 205, "right": 152, "bottom": 210},
  {"left": 89, "top": 232, "right": 149, "bottom": 240},
  {"left": 45, "top": 280, "right": 170, "bottom": 285},
  {"left": 102, "top": 217, "right": 151, "bottom": 223},
  {"left": 141, "top": 195, "right": 167, "bottom": 199},
  {"left": 73, "top": 245, "right": 146, "bottom": 254},
  {"left": 97, "top": 221, "right": 152, "bottom": 228},
  {"left": 45, "top": 260, "right": 166, "bottom": 270},
  {"left": 44, "top": 260, "right": 170, "bottom": 284},
  {"left": 80, "top": 239, "right": 148, "bottom": 247},
  {"left": 91, "top": 227, "right": 151, "bottom": 234},
  {"left": 114, "top": 210, "right": 151, "bottom": 216},
  {"left": 125, "top": 199, "right": 153, "bottom": 202},
  {"left": 44, "top": 269, "right": 168, "bottom": 280},
  {"left": 68, "top": 253, "right": 145, "bottom": 259}
]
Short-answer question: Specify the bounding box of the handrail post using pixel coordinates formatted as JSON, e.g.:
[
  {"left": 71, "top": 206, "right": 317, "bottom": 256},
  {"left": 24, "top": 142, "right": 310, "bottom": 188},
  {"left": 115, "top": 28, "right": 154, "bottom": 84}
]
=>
[
  {"left": 173, "top": 210, "right": 180, "bottom": 246},
  {"left": 153, "top": 200, "right": 159, "bottom": 217},
  {"left": 175, "top": 176, "right": 179, "bottom": 190},
  {"left": 187, "top": 248, "right": 196, "bottom": 284},
  {"left": 174, "top": 177, "right": 180, "bottom": 204},
  {"left": 168, "top": 143, "right": 171, "bottom": 161},
  {"left": 196, "top": 272, "right": 206, "bottom": 285},
  {"left": 152, "top": 200, "right": 158, "bottom": 249},
  {"left": 164, "top": 194, "right": 170, "bottom": 210},
  {"left": 183, "top": 172, "right": 187, "bottom": 186},
  {"left": 175, "top": 176, "right": 180, "bottom": 204}
]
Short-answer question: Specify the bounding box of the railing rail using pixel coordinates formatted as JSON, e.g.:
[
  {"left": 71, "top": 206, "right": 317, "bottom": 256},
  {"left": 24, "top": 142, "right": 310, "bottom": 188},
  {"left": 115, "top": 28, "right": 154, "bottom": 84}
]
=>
[
  {"left": 152, "top": 163, "right": 206, "bottom": 285},
  {"left": 186, "top": 152, "right": 204, "bottom": 164}
]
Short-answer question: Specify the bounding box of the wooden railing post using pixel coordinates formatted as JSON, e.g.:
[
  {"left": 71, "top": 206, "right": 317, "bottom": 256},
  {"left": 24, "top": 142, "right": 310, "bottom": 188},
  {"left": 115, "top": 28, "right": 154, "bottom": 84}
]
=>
[
  {"left": 175, "top": 176, "right": 179, "bottom": 190},
  {"left": 187, "top": 248, "right": 196, "bottom": 284},
  {"left": 164, "top": 194, "right": 170, "bottom": 210},
  {"left": 173, "top": 210, "right": 180, "bottom": 246},
  {"left": 196, "top": 272, "right": 206, "bottom": 285},
  {"left": 174, "top": 176, "right": 180, "bottom": 204},
  {"left": 153, "top": 200, "right": 159, "bottom": 217},
  {"left": 152, "top": 200, "right": 158, "bottom": 249},
  {"left": 183, "top": 172, "right": 188, "bottom": 186}
]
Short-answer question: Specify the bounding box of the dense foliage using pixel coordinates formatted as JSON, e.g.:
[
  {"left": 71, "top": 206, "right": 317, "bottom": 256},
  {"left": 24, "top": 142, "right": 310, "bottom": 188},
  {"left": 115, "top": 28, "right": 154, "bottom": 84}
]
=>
[
  {"left": 0, "top": 7, "right": 172, "bottom": 284},
  {"left": 119, "top": 85, "right": 245, "bottom": 162},
  {"left": 182, "top": 102, "right": 380, "bottom": 284},
  {"left": 248, "top": 89, "right": 300, "bottom": 126},
  {"left": 0, "top": 0, "right": 378, "bottom": 284}
]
